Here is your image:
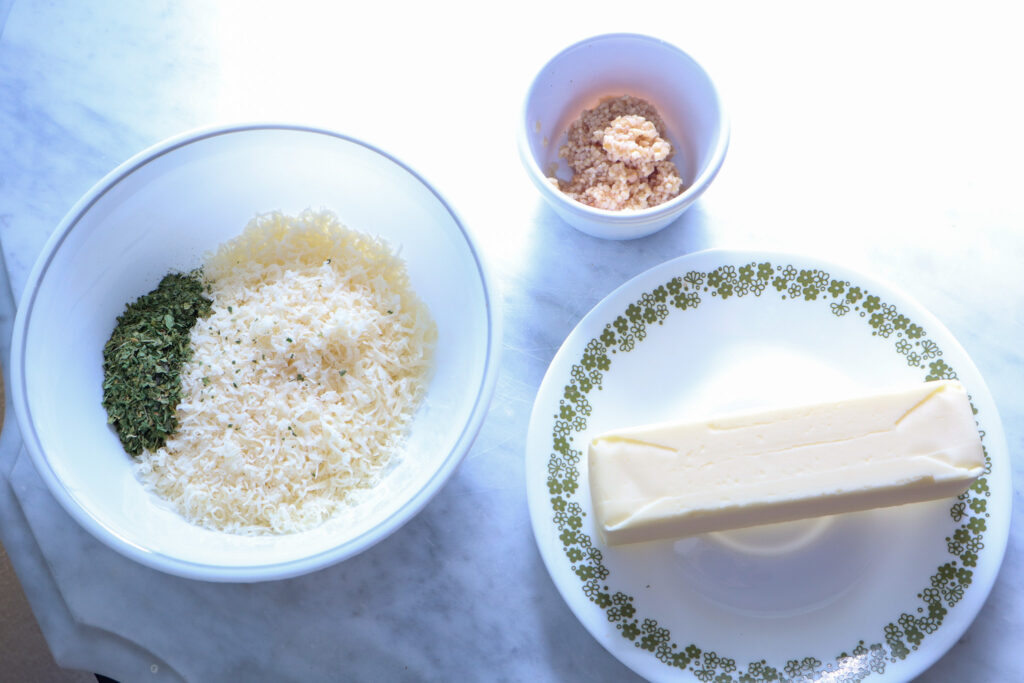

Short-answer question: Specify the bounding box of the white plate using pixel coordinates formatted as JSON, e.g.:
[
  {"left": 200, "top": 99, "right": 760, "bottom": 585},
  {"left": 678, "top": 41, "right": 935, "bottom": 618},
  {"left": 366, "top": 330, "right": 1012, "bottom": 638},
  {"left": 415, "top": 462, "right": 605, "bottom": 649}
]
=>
[{"left": 526, "top": 249, "right": 1010, "bottom": 682}]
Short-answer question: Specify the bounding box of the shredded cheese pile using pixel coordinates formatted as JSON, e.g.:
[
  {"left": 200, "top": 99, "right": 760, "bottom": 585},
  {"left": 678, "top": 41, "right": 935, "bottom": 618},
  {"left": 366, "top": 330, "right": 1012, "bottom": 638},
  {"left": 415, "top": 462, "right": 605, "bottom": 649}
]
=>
[{"left": 134, "top": 209, "right": 436, "bottom": 535}]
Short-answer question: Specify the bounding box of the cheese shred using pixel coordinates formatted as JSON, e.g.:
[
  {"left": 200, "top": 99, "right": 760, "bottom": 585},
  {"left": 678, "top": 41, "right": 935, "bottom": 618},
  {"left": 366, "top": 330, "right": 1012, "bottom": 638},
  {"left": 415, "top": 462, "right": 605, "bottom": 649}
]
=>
[{"left": 134, "top": 209, "right": 437, "bottom": 535}]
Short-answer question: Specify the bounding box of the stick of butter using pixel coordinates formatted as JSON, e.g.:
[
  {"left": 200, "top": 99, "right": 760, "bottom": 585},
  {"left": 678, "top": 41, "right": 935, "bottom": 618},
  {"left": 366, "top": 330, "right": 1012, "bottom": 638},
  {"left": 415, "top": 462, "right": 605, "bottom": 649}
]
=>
[{"left": 588, "top": 380, "right": 984, "bottom": 546}]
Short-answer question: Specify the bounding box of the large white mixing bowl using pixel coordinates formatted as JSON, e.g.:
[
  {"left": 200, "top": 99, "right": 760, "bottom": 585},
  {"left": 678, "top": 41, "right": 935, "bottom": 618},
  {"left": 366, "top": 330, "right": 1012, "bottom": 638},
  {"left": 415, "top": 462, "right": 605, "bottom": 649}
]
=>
[{"left": 10, "top": 124, "right": 501, "bottom": 582}]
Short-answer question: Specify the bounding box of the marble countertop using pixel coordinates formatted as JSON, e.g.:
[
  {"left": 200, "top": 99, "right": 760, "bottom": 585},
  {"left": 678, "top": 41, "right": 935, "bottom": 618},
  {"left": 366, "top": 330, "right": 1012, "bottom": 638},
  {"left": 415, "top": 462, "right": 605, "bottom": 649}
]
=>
[{"left": 1, "top": 2, "right": 1020, "bottom": 681}]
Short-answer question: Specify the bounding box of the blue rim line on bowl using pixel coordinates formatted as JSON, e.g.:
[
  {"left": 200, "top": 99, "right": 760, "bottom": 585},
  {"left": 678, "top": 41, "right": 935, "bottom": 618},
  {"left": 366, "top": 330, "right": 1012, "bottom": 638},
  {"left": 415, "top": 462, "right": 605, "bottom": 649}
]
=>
[{"left": 10, "top": 123, "right": 503, "bottom": 582}]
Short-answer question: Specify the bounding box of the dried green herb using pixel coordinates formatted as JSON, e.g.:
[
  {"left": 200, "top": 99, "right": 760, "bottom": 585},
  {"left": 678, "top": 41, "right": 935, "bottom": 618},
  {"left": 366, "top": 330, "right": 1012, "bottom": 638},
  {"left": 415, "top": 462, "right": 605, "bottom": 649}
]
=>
[{"left": 102, "top": 271, "right": 212, "bottom": 456}]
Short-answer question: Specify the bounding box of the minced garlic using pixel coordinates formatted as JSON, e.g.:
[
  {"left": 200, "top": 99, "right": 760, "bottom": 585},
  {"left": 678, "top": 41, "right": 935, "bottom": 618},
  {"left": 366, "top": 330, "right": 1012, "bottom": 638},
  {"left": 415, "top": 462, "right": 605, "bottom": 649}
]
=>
[{"left": 550, "top": 95, "right": 684, "bottom": 211}]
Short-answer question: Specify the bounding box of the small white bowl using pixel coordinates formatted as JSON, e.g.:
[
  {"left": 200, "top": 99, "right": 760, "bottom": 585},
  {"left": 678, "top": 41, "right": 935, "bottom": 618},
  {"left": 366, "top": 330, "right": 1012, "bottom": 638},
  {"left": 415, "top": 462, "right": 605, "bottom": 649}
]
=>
[
  {"left": 518, "top": 33, "right": 729, "bottom": 240},
  {"left": 10, "top": 125, "right": 502, "bottom": 582}
]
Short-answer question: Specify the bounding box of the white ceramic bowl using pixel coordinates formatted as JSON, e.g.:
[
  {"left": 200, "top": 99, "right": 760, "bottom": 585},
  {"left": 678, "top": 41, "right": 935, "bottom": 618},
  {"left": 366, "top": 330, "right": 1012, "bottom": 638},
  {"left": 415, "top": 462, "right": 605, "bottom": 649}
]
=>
[
  {"left": 10, "top": 125, "right": 502, "bottom": 582},
  {"left": 518, "top": 33, "right": 729, "bottom": 240}
]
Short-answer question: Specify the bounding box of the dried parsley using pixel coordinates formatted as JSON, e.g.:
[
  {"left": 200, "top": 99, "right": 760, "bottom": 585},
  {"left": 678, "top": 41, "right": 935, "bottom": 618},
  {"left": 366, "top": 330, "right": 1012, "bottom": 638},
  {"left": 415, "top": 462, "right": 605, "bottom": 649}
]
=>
[{"left": 101, "top": 271, "right": 212, "bottom": 456}]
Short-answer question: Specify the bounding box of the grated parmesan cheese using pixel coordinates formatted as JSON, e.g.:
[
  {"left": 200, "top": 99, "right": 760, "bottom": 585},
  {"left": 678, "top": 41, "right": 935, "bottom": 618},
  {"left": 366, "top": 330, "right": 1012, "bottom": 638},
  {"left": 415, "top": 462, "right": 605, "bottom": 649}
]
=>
[{"left": 134, "top": 209, "right": 437, "bottom": 535}]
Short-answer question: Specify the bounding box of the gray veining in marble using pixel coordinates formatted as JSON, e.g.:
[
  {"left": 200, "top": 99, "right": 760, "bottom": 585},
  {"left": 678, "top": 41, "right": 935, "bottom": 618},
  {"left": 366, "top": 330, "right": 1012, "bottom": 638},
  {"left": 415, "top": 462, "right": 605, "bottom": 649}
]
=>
[{"left": 1, "top": 1, "right": 1021, "bottom": 681}]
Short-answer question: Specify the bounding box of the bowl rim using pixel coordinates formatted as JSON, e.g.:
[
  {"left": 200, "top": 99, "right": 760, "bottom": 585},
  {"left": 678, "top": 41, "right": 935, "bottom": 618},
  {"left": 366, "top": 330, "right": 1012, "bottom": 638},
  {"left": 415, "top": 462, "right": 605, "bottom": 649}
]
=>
[
  {"left": 517, "top": 32, "right": 731, "bottom": 227},
  {"left": 9, "top": 123, "right": 503, "bottom": 582}
]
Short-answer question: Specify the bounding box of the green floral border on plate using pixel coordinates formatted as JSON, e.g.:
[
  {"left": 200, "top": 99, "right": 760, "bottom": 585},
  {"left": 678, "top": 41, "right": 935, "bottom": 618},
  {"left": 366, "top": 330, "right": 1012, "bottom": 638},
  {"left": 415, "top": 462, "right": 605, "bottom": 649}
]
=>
[{"left": 545, "top": 261, "right": 992, "bottom": 683}]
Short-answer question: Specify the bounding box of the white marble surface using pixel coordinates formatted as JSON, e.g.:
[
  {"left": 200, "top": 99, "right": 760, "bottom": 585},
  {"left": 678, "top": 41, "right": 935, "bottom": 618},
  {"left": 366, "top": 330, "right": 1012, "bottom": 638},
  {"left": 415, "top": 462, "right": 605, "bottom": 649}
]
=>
[{"left": 0, "top": 1, "right": 1021, "bottom": 681}]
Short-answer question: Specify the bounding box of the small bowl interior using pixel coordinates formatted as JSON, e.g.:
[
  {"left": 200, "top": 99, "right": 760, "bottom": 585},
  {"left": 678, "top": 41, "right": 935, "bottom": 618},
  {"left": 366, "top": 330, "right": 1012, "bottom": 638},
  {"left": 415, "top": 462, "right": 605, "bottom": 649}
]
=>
[
  {"left": 520, "top": 33, "right": 727, "bottom": 239},
  {"left": 17, "top": 127, "right": 495, "bottom": 580}
]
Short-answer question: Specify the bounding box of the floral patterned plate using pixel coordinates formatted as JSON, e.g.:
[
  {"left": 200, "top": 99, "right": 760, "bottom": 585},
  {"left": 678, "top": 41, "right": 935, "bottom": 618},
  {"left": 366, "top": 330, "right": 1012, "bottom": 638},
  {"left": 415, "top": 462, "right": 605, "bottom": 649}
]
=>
[{"left": 525, "top": 249, "right": 1010, "bottom": 682}]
